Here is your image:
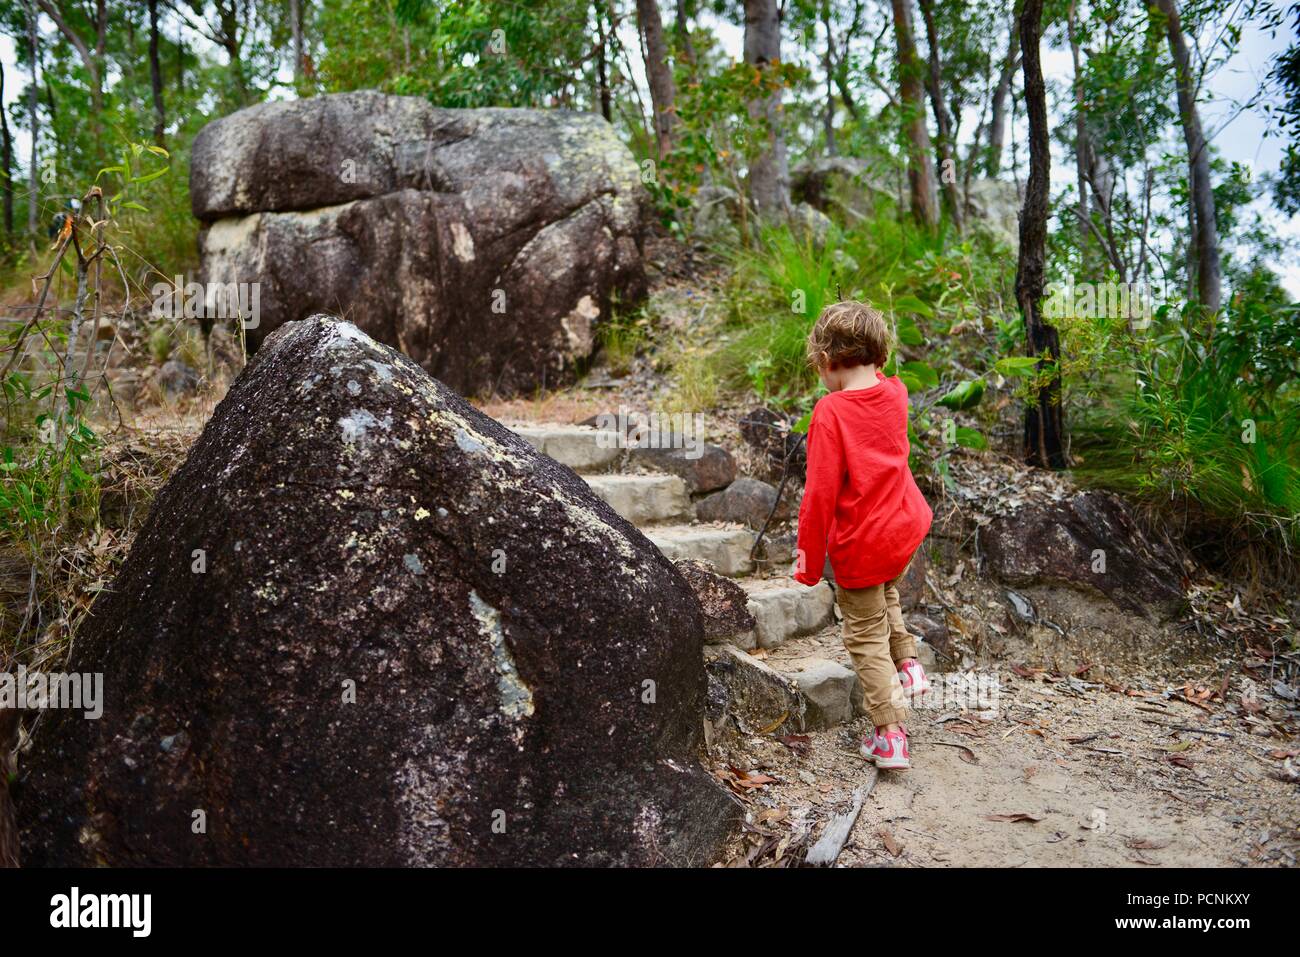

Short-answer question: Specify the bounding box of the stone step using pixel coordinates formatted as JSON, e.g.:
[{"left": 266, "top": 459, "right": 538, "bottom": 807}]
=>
[
  {"left": 740, "top": 578, "right": 836, "bottom": 650},
  {"left": 645, "top": 524, "right": 755, "bottom": 577},
  {"left": 584, "top": 473, "right": 692, "bottom": 525},
  {"left": 510, "top": 423, "right": 621, "bottom": 473},
  {"left": 708, "top": 634, "right": 939, "bottom": 740}
]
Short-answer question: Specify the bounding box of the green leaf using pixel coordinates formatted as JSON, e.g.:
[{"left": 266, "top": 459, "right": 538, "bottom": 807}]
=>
[
  {"left": 791, "top": 411, "right": 812, "bottom": 434},
  {"left": 954, "top": 426, "right": 987, "bottom": 450},
  {"left": 937, "top": 378, "right": 986, "bottom": 411},
  {"left": 994, "top": 356, "right": 1041, "bottom": 377},
  {"left": 129, "top": 166, "right": 169, "bottom": 186},
  {"left": 901, "top": 360, "right": 939, "bottom": 389},
  {"left": 896, "top": 315, "right": 924, "bottom": 346},
  {"left": 893, "top": 294, "right": 934, "bottom": 317}
]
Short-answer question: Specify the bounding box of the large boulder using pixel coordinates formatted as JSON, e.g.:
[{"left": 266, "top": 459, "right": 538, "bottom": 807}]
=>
[
  {"left": 191, "top": 92, "right": 648, "bottom": 396},
  {"left": 0, "top": 707, "right": 17, "bottom": 868},
  {"left": 790, "top": 156, "right": 897, "bottom": 222},
  {"left": 964, "top": 178, "right": 1023, "bottom": 247},
  {"left": 982, "top": 491, "right": 1186, "bottom": 619},
  {"left": 18, "top": 316, "right": 740, "bottom": 866}
]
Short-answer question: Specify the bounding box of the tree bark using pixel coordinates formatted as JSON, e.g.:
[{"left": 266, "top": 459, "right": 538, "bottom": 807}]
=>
[
  {"left": 986, "top": 13, "right": 1020, "bottom": 177},
  {"left": 674, "top": 0, "right": 696, "bottom": 69},
  {"left": 149, "top": 0, "right": 166, "bottom": 145},
  {"left": 595, "top": 1, "right": 612, "bottom": 122},
  {"left": 38, "top": 0, "right": 106, "bottom": 129},
  {"left": 743, "top": 0, "right": 790, "bottom": 219},
  {"left": 0, "top": 64, "right": 12, "bottom": 235},
  {"left": 1067, "top": 2, "right": 1090, "bottom": 260},
  {"left": 1016, "top": 0, "right": 1066, "bottom": 469},
  {"left": 917, "top": 0, "right": 961, "bottom": 228},
  {"left": 822, "top": 1, "right": 836, "bottom": 155},
  {"left": 27, "top": 0, "right": 39, "bottom": 238},
  {"left": 636, "top": 0, "right": 676, "bottom": 156},
  {"left": 291, "top": 0, "right": 303, "bottom": 85},
  {"left": 890, "top": 0, "right": 937, "bottom": 228},
  {"left": 1153, "top": 0, "right": 1221, "bottom": 313}
]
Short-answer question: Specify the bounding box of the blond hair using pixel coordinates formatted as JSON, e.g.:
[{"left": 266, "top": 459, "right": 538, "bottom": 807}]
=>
[{"left": 806, "top": 301, "right": 891, "bottom": 370}]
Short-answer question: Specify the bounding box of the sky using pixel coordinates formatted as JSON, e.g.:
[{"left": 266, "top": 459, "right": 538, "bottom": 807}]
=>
[{"left": 2, "top": 4, "right": 1296, "bottom": 294}]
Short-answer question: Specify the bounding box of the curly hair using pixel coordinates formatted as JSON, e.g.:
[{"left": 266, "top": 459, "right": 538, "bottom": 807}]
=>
[{"left": 806, "top": 301, "right": 891, "bottom": 370}]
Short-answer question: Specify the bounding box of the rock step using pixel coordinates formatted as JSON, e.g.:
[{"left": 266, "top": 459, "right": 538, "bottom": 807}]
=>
[
  {"left": 510, "top": 423, "right": 622, "bottom": 473},
  {"left": 706, "top": 633, "right": 939, "bottom": 740},
  {"left": 645, "top": 524, "right": 755, "bottom": 578},
  {"left": 584, "top": 473, "right": 692, "bottom": 525},
  {"left": 738, "top": 578, "right": 836, "bottom": 650}
]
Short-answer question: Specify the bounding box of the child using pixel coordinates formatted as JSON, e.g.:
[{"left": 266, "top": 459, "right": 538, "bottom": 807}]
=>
[{"left": 793, "top": 301, "right": 933, "bottom": 770}]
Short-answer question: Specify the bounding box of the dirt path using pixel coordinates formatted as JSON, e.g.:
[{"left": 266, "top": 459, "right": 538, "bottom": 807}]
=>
[{"left": 710, "top": 651, "right": 1300, "bottom": 867}]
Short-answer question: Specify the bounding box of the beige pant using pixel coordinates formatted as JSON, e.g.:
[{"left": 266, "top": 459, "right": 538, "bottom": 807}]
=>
[{"left": 835, "top": 565, "right": 918, "bottom": 727}]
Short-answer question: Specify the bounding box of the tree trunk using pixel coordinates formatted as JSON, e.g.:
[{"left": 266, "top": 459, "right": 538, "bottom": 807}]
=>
[
  {"left": 595, "top": 1, "right": 612, "bottom": 122},
  {"left": 1153, "top": 0, "right": 1221, "bottom": 313},
  {"left": 27, "top": 0, "right": 38, "bottom": 239},
  {"left": 917, "top": 0, "right": 961, "bottom": 228},
  {"left": 675, "top": 0, "right": 696, "bottom": 69},
  {"left": 148, "top": 0, "right": 165, "bottom": 145},
  {"left": 291, "top": 0, "right": 303, "bottom": 85},
  {"left": 986, "top": 13, "right": 1020, "bottom": 177},
  {"left": 636, "top": 0, "right": 676, "bottom": 156},
  {"left": 743, "top": 0, "right": 790, "bottom": 219},
  {"left": 37, "top": 0, "right": 105, "bottom": 137},
  {"left": 1067, "top": 2, "right": 1090, "bottom": 261},
  {"left": 822, "top": 1, "right": 836, "bottom": 155},
  {"left": 0, "top": 64, "right": 12, "bottom": 235},
  {"left": 1016, "top": 0, "right": 1066, "bottom": 469},
  {"left": 890, "top": 0, "right": 937, "bottom": 228}
]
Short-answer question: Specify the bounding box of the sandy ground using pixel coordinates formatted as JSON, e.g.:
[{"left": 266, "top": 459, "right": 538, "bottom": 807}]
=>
[{"left": 709, "top": 644, "right": 1300, "bottom": 867}]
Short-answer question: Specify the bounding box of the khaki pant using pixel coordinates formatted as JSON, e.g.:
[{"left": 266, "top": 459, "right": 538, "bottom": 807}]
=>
[{"left": 835, "top": 564, "right": 918, "bottom": 727}]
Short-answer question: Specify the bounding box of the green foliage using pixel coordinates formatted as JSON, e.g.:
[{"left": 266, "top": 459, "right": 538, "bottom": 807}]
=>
[{"left": 1071, "top": 298, "right": 1300, "bottom": 553}]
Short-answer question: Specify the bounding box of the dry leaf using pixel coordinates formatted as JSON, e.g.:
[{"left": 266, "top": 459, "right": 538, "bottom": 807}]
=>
[{"left": 878, "top": 827, "right": 904, "bottom": 857}]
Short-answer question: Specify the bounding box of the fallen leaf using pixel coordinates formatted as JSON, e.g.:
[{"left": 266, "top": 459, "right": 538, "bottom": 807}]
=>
[
  {"left": 777, "top": 734, "right": 812, "bottom": 755},
  {"left": 985, "top": 813, "right": 1043, "bottom": 823},
  {"left": 878, "top": 828, "right": 904, "bottom": 857}
]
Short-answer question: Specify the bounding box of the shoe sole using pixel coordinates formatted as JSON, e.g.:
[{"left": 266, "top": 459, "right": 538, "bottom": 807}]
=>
[{"left": 874, "top": 756, "right": 910, "bottom": 770}]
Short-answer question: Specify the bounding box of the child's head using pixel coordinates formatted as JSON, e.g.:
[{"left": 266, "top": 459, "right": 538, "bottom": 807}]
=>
[{"left": 806, "top": 301, "right": 890, "bottom": 389}]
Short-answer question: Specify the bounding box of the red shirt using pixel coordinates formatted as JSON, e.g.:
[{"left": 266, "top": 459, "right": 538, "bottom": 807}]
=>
[{"left": 794, "top": 373, "right": 932, "bottom": 588}]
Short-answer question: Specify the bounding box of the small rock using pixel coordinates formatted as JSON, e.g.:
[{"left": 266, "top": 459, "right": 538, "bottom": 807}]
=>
[
  {"left": 703, "top": 644, "right": 805, "bottom": 740},
  {"left": 632, "top": 443, "right": 735, "bottom": 494},
  {"left": 907, "top": 612, "right": 950, "bottom": 654},
  {"left": 792, "top": 660, "right": 856, "bottom": 730},
  {"left": 157, "top": 358, "right": 199, "bottom": 398},
  {"left": 674, "top": 559, "right": 756, "bottom": 643},
  {"left": 738, "top": 408, "right": 806, "bottom": 480},
  {"left": 697, "top": 477, "right": 789, "bottom": 529}
]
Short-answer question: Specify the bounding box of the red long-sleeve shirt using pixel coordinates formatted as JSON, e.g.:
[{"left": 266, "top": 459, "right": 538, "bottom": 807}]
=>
[{"left": 793, "top": 373, "right": 932, "bottom": 588}]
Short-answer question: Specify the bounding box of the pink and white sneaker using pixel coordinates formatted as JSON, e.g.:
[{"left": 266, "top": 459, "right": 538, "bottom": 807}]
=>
[
  {"left": 898, "top": 657, "right": 931, "bottom": 700},
  {"left": 858, "top": 726, "right": 911, "bottom": 770}
]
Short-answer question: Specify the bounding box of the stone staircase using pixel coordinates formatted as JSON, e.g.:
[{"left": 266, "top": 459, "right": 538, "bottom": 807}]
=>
[{"left": 510, "top": 421, "right": 935, "bottom": 741}]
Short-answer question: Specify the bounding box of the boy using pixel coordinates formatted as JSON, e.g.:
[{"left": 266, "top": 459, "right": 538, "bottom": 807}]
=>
[{"left": 793, "top": 302, "right": 933, "bottom": 770}]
